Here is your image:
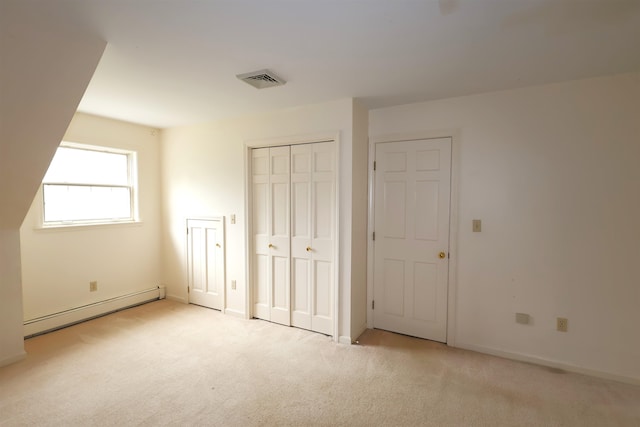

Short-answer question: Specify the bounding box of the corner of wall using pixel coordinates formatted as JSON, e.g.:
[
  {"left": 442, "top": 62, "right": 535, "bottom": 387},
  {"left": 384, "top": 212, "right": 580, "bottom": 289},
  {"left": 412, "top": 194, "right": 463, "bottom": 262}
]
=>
[
  {"left": 0, "top": 230, "right": 26, "bottom": 365},
  {"left": 349, "top": 100, "right": 370, "bottom": 338}
]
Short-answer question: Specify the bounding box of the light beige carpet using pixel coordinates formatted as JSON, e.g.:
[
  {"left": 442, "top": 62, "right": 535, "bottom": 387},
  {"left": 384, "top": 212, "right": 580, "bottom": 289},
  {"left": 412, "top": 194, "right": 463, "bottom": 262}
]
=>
[{"left": 1, "top": 300, "right": 638, "bottom": 426}]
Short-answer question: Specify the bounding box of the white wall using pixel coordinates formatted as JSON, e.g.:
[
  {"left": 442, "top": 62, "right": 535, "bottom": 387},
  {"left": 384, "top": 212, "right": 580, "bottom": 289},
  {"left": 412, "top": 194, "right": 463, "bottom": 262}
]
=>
[
  {"left": 0, "top": 3, "right": 105, "bottom": 366},
  {"left": 161, "top": 98, "right": 364, "bottom": 341},
  {"left": 369, "top": 73, "right": 640, "bottom": 383},
  {"left": 0, "top": 231, "right": 25, "bottom": 365},
  {"left": 350, "top": 100, "right": 369, "bottom": 340},
  {"left": 20, "top": 113, "right": 162, "bottom": 321}
]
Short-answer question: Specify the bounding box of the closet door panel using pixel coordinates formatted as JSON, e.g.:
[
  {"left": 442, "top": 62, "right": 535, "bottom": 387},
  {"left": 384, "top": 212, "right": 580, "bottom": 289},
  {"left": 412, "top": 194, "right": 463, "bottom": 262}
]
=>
[
  {"left": 252, "top": 148, "right": 271, "bottom": 320},
  {"left": 310, "top": 142, "right": 335, "bottom": 335},
  {"left": 291, "top": 145, "right": 312, "bottom": 330},
  {"left": 267, "top": 146, "right": 291, "bottom": 326}
]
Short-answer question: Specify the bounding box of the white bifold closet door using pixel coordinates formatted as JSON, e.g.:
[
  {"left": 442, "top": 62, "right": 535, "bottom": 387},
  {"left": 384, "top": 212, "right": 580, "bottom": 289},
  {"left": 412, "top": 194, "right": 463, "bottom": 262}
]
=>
[
  {"left": 252, "top": 146, "right": 291, "bottom": 326},
  {"left": 252, "top": 142, "right": 335, "bottom": 335}
]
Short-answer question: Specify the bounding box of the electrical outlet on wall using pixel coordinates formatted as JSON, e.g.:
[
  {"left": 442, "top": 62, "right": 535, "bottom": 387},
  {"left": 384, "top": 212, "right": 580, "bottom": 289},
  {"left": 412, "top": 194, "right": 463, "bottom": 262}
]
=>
[
  {"left": 231, "top": 280, "right": 236, "bottom": 290},
  {"left": 89, "top": 281, "right": 98, "bottom": 292},
  {"left": 557, "top": 317, "right": 568, "bottom": 332}
]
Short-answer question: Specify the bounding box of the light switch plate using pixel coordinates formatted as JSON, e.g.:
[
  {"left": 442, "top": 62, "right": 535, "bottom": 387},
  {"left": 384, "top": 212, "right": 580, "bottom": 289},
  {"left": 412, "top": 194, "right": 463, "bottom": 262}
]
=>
[{"left": 472, "top": 219, "right": 482, "bottom": 232}]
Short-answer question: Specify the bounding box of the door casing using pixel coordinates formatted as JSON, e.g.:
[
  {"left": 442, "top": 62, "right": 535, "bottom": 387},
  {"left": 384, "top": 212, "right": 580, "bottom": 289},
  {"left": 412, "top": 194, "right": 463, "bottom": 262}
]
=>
[{"left": 367, "top": 131, "right": 460, "bottom": 346}]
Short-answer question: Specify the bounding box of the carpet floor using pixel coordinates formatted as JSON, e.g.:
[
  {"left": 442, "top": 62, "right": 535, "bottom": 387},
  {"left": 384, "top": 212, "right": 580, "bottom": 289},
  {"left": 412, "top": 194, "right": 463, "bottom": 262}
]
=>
[{"left": 1, "top": 299, "right": 638, "bottom": 426}]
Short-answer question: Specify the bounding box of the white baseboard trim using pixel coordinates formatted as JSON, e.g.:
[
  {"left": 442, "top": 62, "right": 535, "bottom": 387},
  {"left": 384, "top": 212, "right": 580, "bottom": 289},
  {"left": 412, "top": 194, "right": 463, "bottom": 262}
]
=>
[
  {"left": 223, "top": 308, "right": 246, "bottom": 319},
  {"left": 24, "top": 287, "right": 161, "bottom": 338},
  {"left": 0, "top": 351, "right": 27, "bottom": 368},
  {"left": 352, "top": 323, "right": 368, "bottom": 343},
  {"left": 166, "top": 294, "right": 187, "bottom": 304},
  {"left": 338, "top": 335, "right": 353, "bottom": 345},
  {"left": 455, "top": 342, "right": 640, "bottom": 386}
]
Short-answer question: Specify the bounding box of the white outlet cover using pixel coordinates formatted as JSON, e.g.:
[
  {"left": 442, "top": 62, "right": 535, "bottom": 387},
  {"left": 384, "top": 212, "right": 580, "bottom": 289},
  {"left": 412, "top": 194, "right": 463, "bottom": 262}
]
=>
[{"left": 515, "top": 313, "right": 530, "bottom": 324}]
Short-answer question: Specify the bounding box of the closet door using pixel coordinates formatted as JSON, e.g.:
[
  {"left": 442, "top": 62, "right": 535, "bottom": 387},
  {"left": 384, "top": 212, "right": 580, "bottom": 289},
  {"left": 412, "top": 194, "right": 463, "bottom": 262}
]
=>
[
  {"left": 291, "top": 142, "right": 335, "bottom": 334},
  {"left": 252, "top": 146, "right": 291, "bottom": 326}
]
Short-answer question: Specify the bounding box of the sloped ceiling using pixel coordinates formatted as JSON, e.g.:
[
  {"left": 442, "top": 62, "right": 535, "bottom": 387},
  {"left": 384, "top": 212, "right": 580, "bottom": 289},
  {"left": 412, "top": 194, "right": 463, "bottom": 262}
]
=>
[
  {"left": 0, "top": 1, "right": 106, "bottom": 229},
  {"left": 7, "top": 0, "right": 640, "bottom": 128}
]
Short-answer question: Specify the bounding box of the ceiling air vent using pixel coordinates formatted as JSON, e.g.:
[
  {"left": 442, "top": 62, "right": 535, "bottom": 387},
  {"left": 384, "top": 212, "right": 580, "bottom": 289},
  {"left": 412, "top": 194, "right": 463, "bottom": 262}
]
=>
[{"left": 236, "top": 69, "right": 286, "bottom": 89}]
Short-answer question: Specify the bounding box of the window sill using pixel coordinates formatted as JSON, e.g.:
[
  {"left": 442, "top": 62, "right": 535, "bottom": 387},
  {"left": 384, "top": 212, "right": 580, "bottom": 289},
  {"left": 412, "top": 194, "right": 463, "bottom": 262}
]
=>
[{"left": 34, "top": 220, "right": 143, "bottom": 232}]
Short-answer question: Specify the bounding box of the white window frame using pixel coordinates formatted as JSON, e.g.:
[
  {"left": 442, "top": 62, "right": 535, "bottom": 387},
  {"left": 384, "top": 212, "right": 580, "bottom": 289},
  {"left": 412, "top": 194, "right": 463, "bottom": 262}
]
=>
[{"left": 40, "top": 142, "right": 139, "bottom": 228}]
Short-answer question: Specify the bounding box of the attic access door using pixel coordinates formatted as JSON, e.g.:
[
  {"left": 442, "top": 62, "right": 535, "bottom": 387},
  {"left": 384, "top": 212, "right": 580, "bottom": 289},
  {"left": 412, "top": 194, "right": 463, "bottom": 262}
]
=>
[
  {"left": 187, "top": 218, "right": 225, "bottom": 311},
  {"left": 373, "top": 138, "right": 451, "bottom": 342}
]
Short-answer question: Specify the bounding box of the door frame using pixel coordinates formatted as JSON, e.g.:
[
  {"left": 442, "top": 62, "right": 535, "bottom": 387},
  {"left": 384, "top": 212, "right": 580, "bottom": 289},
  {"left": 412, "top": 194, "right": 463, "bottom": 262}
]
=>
[
  {"left": 243, "top": 132, "right": 341, "bottom": 341},
  {"left": 367, "top": 131, "right": 460, "bottom": 346}
]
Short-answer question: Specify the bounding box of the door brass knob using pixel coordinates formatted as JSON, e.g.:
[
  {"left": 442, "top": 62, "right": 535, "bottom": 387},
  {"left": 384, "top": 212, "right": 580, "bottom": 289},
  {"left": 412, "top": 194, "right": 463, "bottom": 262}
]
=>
[
  {"left": 306, "top": 247, "right": 312, "bottom": 252},
  {"left": 268, "top": 244, "right": 274, "bottom": 249},
  {"left": 439, "top": 252, "right": 446, "bottom": 259},
  {"left": 216, "top": 243, "right": 221, "bottom": 248}
]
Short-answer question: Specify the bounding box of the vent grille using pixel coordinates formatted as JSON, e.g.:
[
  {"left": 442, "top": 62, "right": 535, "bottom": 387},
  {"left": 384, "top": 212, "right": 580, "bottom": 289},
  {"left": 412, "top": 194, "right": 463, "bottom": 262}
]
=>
[{"left": 237, "top": 69, "right": 286, "bottom": 89}]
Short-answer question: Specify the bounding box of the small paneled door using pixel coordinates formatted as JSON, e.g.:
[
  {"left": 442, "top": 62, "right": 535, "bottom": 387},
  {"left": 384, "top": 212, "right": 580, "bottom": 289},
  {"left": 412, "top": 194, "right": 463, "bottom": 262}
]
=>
[{"left": 187, "top": 218, "right": 225, "bottom": 310}]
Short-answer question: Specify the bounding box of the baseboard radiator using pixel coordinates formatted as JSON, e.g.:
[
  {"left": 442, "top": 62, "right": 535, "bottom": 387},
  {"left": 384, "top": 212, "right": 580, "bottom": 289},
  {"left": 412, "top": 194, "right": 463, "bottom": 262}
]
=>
[{"left": 24, "top": 286, "right": 166, "bottom": 338}]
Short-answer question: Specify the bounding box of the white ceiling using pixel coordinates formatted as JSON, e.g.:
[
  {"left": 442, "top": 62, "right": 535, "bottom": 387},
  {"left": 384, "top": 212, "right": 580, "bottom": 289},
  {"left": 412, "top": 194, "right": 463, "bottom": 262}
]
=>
[{"left": 12, "top": 0, "right": 640, "bottom": 128}]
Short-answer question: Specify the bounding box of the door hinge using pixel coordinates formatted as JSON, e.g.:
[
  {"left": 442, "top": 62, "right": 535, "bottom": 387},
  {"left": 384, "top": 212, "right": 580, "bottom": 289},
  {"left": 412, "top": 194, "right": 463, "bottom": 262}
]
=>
[
  {"left": 187, "top": 227, "right": 189, "bottom": 235},
  {"left": 373, "top": 161, "right": 376, "bottom": 171},
  {"left": 372, "top": 300, "right": 375, "bottom": 310},
  {"left": 187, "top": 286, "right": 190, "bottom": 294},
  {"left": 373, "top": 231, "right": 375, "bottom": 241}
]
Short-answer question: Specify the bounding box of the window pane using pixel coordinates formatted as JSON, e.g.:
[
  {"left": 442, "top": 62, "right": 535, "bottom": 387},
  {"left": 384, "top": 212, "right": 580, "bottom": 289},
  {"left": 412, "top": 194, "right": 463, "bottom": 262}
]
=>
[
  {"left": 43, "top": 147, "right": 129, "bottom": 185},
  {"left": 43, "top": 185, "right": 132, "bottom": 222}
]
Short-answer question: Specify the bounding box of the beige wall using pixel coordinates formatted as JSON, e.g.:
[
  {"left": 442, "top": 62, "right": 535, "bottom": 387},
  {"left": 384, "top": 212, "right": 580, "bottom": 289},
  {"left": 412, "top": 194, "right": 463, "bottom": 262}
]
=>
[
  {"left": 369, "top": 73, "right": 640, "bottom": 382},
  {"left": 20, "top": 113, "right": 162, "bottom": 320},
  {"left": 161, "top": 98, "right": 366, "bottom": 342},
  {"left": 0, "top": 231, "right": 25, "bottom": 365},
  {"left": 0, "top": 4, "right": 105, "bottom": 366},
  {"left": 350, "top": 100, "right": 369, "bottom": 339}
]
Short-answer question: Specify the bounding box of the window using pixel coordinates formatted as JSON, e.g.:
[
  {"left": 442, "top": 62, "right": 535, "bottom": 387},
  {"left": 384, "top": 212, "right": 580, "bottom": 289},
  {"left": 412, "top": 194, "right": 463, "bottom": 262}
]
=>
[{"left": 42, "top": 143, "right": 138, "bottom": 226}]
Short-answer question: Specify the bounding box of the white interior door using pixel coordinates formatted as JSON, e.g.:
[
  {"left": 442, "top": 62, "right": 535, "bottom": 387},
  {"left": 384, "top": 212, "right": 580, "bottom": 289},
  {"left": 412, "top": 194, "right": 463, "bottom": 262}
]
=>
[
  {"left": 373, "top": 138, "right": 451, "bottom": 342},
  {"left": 291, "top": 142, "right": 335, "bottom": 335},
  {"left": 187, "top": 218, "right": 225, "bottom": 310},
  {"left": 252, "top": 146, "right": 291, "bottom": 326}
]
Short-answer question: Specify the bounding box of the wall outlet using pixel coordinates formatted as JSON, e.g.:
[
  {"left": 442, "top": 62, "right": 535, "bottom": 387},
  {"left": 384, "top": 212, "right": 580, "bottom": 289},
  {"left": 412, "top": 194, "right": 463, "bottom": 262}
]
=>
[
  {"left": 472, "top": 219, "right": 482, "bottom": 232},
  {"left": 515, "top": 313, "right": 530, "bottom": 324},
  {"left": 89, "top": 281, "right": 98, "bottom": 292},
  {"left": 231, "top": 280, "right": 236, "bottom": 290},
  {"left": 230, "top": 214, "right": 236, "bottom": 224},
  {"left": 557, "top": 317, "right": 568, "bottom": 332}
]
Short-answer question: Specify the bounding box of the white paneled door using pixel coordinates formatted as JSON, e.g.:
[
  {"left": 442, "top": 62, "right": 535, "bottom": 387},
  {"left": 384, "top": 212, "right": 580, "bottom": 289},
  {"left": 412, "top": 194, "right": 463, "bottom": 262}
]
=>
[
  {"left": 251, "top": 142, "right": 335, "bottom": 335},
  {"left": 290, "top": 143, "right": 335, "bottom": 335},
  {"left": 252, "top": 146, "right": 291, "bottom": 326},
  {"left": 187, "top": 218, "right": 225, "bottom": 310},
  {"left": 373, "top": 138, "right": 451, "bottom": 342}
]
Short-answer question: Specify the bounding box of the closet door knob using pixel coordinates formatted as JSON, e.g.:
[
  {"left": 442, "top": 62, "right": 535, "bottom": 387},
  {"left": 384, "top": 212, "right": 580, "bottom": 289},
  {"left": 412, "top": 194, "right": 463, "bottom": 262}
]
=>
[
  {"left": 216, "top": 243, "right": 221, "bottom": 248},
  {"left": 268, "top": 244, "right": 274, "bottom": 249},
  {"left": 306, "top": 247, "right": 312, "bottom": 252}
]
